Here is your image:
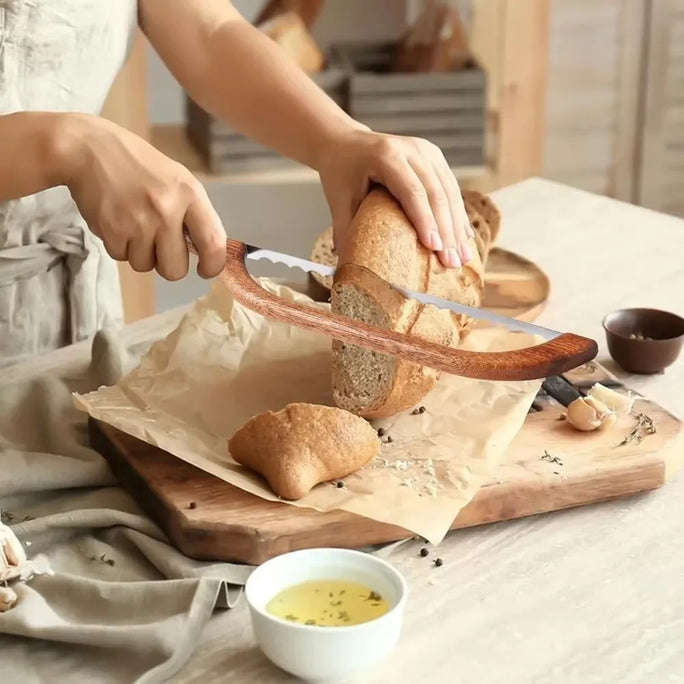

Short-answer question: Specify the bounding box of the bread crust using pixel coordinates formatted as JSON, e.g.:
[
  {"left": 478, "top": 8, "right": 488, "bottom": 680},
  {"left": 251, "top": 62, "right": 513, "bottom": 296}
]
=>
[{"left": 228, "top": 403, "right": 380, "bottom": 500}]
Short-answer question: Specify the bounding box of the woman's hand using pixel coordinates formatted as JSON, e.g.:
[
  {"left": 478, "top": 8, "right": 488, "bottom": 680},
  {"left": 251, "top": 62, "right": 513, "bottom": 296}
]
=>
[
  {"left": 318, "top": 128, "right": 474, "bottom": 269},
  {"left": 56, "top": 113, "right": 226, "bottom": 280}
]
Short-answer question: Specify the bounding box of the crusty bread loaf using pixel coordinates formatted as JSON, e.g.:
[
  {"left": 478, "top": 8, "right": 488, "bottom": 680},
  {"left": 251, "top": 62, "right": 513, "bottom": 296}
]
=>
[
  {"left": 259, "top": 12, "right": 325, "bottom": 73},
  {"left": 330, "top": 187, "right": 490, "bottom": 419},
  {"left": 228, "top": 403, "right": 379, "bottom": 500},
  {"left": 308, "top": 190, "right": 498, "bottom": 305}
]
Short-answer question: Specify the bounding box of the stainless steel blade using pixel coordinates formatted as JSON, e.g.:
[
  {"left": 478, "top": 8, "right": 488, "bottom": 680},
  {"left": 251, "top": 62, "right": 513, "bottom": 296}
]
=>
[{"left": 245, "top": 244, "right": 561, "bottom": 341}]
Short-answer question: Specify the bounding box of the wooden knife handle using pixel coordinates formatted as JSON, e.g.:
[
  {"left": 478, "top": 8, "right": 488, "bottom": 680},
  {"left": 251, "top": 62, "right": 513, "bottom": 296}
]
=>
[{"left": 214, "top": 239, "right": 597, "bottom": 382}]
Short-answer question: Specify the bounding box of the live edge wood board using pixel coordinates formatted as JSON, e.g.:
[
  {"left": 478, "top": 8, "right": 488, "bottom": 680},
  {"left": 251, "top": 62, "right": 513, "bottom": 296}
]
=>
[{"left": 89, "top": 360, "right": 684, "bottom": 566}]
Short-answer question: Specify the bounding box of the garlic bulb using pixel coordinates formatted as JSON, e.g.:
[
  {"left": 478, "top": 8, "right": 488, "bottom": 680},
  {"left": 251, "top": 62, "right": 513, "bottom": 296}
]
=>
[
  {"left": 586, "top": 383, "right": 635, "bottom": 415},
  {"left": 0, "top": 522, "right": 27, "bottom": 582},
  {"left": 566, "top": 396, "right": 617, "bottom": 431},
  {"left": 0, "top": 586, "right": 17, "bottom": 612}
]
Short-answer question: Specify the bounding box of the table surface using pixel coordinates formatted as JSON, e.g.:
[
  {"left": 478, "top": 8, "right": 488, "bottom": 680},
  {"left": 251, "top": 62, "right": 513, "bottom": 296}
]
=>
[{"left": 7, "top": 177, "right": 684, "bottom": 683}]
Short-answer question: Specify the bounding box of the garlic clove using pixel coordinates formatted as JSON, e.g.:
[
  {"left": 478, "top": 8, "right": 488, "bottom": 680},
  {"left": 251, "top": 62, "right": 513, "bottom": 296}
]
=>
[
  {"left": 566, "top": 396, "right": 616, "bottom": 432},
  {"left": 0, "top": 522, "right": 28, "bottom": 582},
  {"left": 586, "top": 383, "right": 635, "bottom": 415},
  {"left": 0, "top": 586, "right": 18, "bottom": 612}
]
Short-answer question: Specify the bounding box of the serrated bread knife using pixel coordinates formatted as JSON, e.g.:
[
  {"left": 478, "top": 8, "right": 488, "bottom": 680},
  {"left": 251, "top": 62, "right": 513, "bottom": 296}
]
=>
[{"left": 184, "top": 231, "right": 599, "bottom": 382}]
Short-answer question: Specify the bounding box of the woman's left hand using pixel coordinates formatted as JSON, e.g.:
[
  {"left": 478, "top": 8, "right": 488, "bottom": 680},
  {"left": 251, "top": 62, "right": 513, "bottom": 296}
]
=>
[{"left": 317, "top": 128, "right": 474, "bottom": 269}]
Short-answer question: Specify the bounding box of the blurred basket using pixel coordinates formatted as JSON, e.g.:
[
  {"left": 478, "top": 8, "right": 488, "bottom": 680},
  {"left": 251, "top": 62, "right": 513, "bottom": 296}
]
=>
[{"left": 184, "top": 66, "right": 347, "bottom": 174}]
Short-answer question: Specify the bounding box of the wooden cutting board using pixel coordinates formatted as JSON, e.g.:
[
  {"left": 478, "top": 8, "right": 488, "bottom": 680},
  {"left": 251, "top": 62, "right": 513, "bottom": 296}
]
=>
[{"left": 89, "top": 360, "right": 683, "bottom": 565}]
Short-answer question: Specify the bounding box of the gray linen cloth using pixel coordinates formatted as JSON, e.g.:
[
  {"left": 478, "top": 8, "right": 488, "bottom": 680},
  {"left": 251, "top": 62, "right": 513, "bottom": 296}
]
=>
[{"left": 0, "top": 328, "right": 254, "bottom": 683}]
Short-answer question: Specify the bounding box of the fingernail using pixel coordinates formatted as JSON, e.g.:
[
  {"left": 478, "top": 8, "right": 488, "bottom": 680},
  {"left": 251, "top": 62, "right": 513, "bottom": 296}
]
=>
[
  {"left": 448, "top": 247, "right": 461, "bottom": 268},
  {"left": 461, "top": 243, "right": 473, "bottom": 263},
  {"left": 430, "top": 231, "right": 443, "bottom": 251}
]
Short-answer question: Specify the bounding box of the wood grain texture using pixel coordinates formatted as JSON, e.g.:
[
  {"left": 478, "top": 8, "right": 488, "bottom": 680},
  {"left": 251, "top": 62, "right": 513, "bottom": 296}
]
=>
[
  {"left": 217, "top": 239, "right": 596, "bottom": 381},
  {"left": 540, "top": 0, "right": 648, "bottom": 199},
  {"left": 477, "top": 247, "right": 551, "bottom": 323},
  {"left": 88, "top": 359, "right": 683, "bottom": 565},
  {"left": 495, "top": 0, "right": 550, "bottom": 186},
  {"left": 637, "top": 0, "right": 684, "bottom": 217}
]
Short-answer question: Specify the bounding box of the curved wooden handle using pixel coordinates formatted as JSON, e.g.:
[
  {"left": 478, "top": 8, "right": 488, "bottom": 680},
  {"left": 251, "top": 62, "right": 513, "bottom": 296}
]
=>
[{"left": 212, "top": 239, "right": 597, "bottom": 382}]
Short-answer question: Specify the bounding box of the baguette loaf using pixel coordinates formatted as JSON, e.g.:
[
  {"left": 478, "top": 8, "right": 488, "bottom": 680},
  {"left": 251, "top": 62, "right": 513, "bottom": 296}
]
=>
[
  {"left": 228, "top": 403, "right": 379, "bottom": 500},
  {"left": 330, "top": 187, "right": 490, "bottom": 419}
]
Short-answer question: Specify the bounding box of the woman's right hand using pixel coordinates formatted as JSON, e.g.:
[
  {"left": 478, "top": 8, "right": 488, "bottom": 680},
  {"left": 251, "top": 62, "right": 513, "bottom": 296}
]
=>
[{"left": 55, "top": 113, "right": 226, "bottom": 280}]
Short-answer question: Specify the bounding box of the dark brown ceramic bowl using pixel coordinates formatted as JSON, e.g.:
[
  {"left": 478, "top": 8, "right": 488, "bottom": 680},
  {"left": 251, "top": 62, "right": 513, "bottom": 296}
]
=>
[{"left": 602, "top": 308, "right": 684, "bottom": 374}]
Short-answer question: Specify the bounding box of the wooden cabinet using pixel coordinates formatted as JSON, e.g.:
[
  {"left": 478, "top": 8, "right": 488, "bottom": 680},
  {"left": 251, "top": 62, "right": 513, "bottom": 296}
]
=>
[
  {"left": 638, "top": 0, "right": 684, "bottom": 218},
  {"left": 542, "top": 0, "right": 645, "bottom": 201},
  {"left": 540, "top": 0, "right": 684, "bottom": 219}
]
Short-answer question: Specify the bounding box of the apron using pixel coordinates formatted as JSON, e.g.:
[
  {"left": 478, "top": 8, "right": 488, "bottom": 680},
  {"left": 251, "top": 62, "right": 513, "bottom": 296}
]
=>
[{"left": 0, "top": 1, "right": 138, "bottom": 368}]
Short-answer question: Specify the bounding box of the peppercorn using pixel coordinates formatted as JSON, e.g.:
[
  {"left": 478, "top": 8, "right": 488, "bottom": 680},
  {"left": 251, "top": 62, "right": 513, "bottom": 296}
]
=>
[
  {"left": 434, "top": 558, "right": 443, "bottom": 567},
  {"left": 386, "top": 435, "right": 393, "bottom": 443},
  {"left": 418, "top": 406, "right": 426, "bottom": 414},
  {"left": 377, "top": 428, "right": 385, "bottom": 437},
  {"left": 336, "top": 481, "right": 344, "bottom": 489},
  {"left": 419, "top": 547, "right": 429, "bottom": 558},
  {"left": 188, "top": 501, "right": 197, "bottom": 510}
]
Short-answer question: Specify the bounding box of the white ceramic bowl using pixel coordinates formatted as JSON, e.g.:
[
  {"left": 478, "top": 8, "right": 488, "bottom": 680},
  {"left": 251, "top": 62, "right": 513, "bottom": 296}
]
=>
[{"left": 244, "top": 547, "right": 408, "bottom": 683}]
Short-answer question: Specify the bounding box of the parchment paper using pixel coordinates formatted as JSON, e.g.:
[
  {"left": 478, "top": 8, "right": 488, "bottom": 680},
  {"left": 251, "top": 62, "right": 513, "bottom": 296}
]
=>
[{"left": 73, "top": 279, "right": 541, "bottom": 545}]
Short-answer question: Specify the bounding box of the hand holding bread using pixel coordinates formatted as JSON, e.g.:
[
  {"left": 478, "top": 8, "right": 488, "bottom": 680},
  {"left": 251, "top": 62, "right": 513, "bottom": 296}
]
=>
[{"left": 317, "top": 129, "right": 475, "bottom": 271}]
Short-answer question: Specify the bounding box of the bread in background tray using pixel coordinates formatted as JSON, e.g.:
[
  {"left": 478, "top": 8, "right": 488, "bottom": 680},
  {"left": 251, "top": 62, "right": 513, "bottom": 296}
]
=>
[
  {"left": 329, "top": 187, "right": 492, "bottom": 419},
  {"left": 394, "top": 0, "right": 472, "bottom": 73},
  {"left": 228, "top": 403, "right": 380, "bottom": 500},
  {"left": 258, "top": 11, "right": 325, "bottom": 74}
]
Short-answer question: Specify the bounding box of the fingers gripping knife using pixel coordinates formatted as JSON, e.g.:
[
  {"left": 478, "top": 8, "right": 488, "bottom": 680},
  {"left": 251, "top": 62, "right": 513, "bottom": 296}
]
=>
[{"left": 182, "top": 229, "right": 598, "bottom": 382}]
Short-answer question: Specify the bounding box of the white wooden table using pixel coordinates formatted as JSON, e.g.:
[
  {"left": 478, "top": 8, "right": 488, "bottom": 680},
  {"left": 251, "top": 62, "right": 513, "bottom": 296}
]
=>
[{"left": 7, "top": 178, "right": 684, "bottom": 683}]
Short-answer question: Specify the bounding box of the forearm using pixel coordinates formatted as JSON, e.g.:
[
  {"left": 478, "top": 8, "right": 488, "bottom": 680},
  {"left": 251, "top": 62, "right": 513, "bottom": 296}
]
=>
[
  {"left": 0, "top": 112, "right": 71, "bottom": 202},
  {"left": 140, "top": 1, "right": 366, "bottom": 171}
]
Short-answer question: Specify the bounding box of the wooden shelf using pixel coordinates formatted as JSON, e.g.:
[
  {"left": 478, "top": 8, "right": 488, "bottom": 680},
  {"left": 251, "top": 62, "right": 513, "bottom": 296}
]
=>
[{"left": 151, "top": 124, "right": 492, "bottom": 187}]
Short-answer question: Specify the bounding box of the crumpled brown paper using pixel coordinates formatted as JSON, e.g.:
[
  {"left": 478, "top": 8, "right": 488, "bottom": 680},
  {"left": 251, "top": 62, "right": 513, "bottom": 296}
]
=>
[{"left": 74, "top": 279, "right": 541, "bottom": 544}]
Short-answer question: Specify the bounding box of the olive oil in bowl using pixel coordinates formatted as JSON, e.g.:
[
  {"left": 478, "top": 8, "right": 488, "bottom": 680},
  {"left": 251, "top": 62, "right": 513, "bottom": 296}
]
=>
[{"left": 266, "top": 579, "right": 390, "bottom": 627}]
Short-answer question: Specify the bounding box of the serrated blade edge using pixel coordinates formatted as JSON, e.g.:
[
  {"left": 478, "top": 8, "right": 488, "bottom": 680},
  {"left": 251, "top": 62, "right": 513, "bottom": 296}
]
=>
[{"left": 245, "top": 245, "right": 561, "bottom": 340}]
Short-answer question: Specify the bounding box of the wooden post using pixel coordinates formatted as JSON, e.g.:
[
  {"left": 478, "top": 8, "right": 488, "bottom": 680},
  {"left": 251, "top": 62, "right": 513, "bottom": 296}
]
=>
[
  {"left": 100, "top": 30, "right": 157, "bottom": 324},
  {"left": 470, "top": 0, "right": 551, "bottom": 189}
]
